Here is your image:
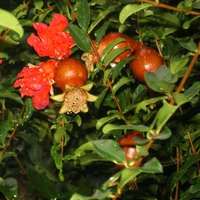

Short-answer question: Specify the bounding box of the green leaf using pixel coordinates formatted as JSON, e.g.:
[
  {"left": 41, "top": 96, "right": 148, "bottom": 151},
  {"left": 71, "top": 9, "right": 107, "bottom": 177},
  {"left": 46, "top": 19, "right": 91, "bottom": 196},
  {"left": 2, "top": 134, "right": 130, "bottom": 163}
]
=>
[
  {"left": 75, "top": 141, "right": 95, "bottom": 157},
  {"left": 182, "top": 183, "right": 200, "bottom": 200},
  {"left": 52, "top": 0, "right": 70, "bottom": 16},
  {"left": 118, "top": 168, "right": 141, "bottom": 189},
  {"left": 111, "top": 57, "right": 133, "bottom": 81},
  {"left": 132, "top": 84, "right": 147, "bottom": 104},
  {"left": 22, "top": 98, "right": 34, "bottom": 122},
  {"left": 54, "top": 153, "right": 63, "bottom": 170},
  {"left": 27, "top": 167, "right": 58, "bottom": 199},
  {"left": 136, "top": 96, "right": 167, "bottom": 113},
  {"left": 95, "top": 21, "right": 110, "bottom": 43},
  {"left": 54, "top": 127, "right": 66, "bottom": 144},
  {"left": 152, "top": 126, "right": 172, "bottom": 140},
  {"left": 102, "top": 124, "right": 149, "bottom": 134},
  {"left": 67, "top": 24, "right": 91, "bottom": 52},
  {"left": 166, "top": 169, "right": 188, "bottom": 198},
  {"left": 145, "top": 65, "right": 179, "bottom": 93},
  {"left": 183, "top": 16, "right": 200, "bottom": 29},
  {"left": 0, "top": 177, "right": 19, "bottom": 199},
  {"left": 154, "top": 100, "right": 178, "bottom": 134},
  {"left": 88, "top": 5, "right": 118, "bottom": 33},
  {"left": 170, "top": 56, "right": 189, "bottom": 74},
  {"left": 0, "top": 8, "right": 24, "bottom": 39},
  {"left": 155, "top": 12, "right": 181, "bottom": 28},
  {"left": 139, "top": 157, "right": 163, "bottom": 173},
  {"left": 76, "top": 0, "right": 90, "bottom": 30},
  {"left": 96, "top": 113, "right": 120, "bottom": 130},
  {"left": 95, "top": 87, "right": 109, "bottom": 109},
  {"left": 0, "top": 120, "right": 12, "bottom": 143},
  {"left": 112, "top": 76, "right": 133, "bottom": 94},
  {"left": 0, "top": 87, "right": 23, "bottom": 105},
  {"left": 119, "top": 3, "right": 151, "bottom": 24},
  {"left": 179, "top": 38, "right": 197, "bottom": 52},
  {"left": 92, "top": 139, "right": 126, "bottom": 164}
]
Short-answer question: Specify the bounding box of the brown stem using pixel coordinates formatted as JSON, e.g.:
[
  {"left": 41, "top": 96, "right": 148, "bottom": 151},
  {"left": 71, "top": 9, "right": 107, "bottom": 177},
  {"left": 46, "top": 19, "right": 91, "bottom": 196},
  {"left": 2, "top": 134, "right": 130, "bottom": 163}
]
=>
[
  {"left": 174, "top": 147, "right": 180, "bottom": 200},
  {"left": 15, "top": 156, "right": 26, "bottom": 174},
  {"left": 186, "top": 125, "right": 200, "bottom": 173},
  {"left": 136, "top": 0, "right": 200, "bottom": 16},
  {"left": 170, "top": 42, "right": 200, "bottom": 104},
  {"left": 2, "top": 98, "right": 27, "bottom": 154}
]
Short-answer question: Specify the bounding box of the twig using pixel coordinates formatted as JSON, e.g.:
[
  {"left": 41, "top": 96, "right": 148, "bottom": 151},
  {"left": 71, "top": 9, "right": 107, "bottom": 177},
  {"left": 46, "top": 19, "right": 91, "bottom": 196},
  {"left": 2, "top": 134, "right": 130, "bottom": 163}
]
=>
[
  {"left": 170, "top": 42, "right": 200, "bottom": 104},
  {"left": 136, "top": 0, "right": 200, "bottom": 16}
]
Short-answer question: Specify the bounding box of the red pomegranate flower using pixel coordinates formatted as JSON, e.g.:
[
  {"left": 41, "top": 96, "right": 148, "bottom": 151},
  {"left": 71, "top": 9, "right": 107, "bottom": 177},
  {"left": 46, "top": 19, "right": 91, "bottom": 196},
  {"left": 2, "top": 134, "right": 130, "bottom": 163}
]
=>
[
  {"left": 14, "top": 60, "right": 57, "bottom": 110},
  {"left": 27, "top": 14, "right": 75, "bottom": 59}
]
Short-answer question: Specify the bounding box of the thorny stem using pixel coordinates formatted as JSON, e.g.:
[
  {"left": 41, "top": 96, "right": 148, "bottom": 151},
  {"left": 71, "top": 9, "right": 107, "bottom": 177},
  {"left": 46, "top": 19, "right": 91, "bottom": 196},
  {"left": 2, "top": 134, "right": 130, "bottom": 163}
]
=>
[{"left": 136, "top": 0, "right": 200, "bottom": 16}]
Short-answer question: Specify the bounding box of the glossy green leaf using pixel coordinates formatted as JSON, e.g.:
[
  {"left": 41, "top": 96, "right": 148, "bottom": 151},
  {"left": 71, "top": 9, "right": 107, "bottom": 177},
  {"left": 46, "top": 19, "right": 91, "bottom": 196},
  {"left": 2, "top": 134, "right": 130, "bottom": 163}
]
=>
[
  {"left": 0, "top": 177, "right": 18, "bottom": 199},
  {"left": 132, "top": 84, "right": 147, "bottom": 104},
  {"left": 0, "top": 120, "right": 12, "bottom": 143},
  {"left": 88, "top": 5, "right": 118, "bottom": 33},
  {"left": 182, "top": 183, "right": 200, "bottom": 200},
  {"left": 111, "top": 57, "right": 133, "bottom": 81},
  {"left": 92, "top": 139, "right": 126, "bottom": 164},
  {"left": 136, "top": 96, "right": 167, "bottom": 113},
  {"left": 0, "top": 87, "right": 23, "bottom": 105},
  {"left": 154, "top": 100, "right": 178, "bottom": 134},
  {"left": 96, "top": 113, "right": 119, "bottom": 130},
  {"left": 166, "top": 169, "right": 188, "bottom": 198},
  {"left": 152, "top": 126, "right": 172, "bottom": 140},
  {"left": 77, "top": 0, "right": 90, "bottom": 30},
  {"left": 155, "top": 12, "right": 181, "bottom": 27},
  {"left": 139, "top": 157, "right": 163, "bottom": 174},
  {"left": 184, "top": 81, "right": 200, "bottom": 99},
  {"left": 67, "top": 24, "right": 91, "bottom": 52},
  {"left": 119, "top": 3, "right": 151, "bottom": 24},
  {"left": 102, "top": 124, "right": 149, "bottom": 134},
  {"left": 179, "top": 38, "right": 197, "bottom": 52},
  {"left": 95, "top": 21, "right": 110, "bottom": 43},
  {"left": 145, "top": 65, "right": 178, "bottom": 93},
  {"left": 183, "top": 16, "right": 200, "bottom": 29},
  {"left": 95, "top": 87, "right": 109, "bottom": 109},
  {"left": 53, "top": 0, "right": 70, "bottom": 16},
  {"left": 170, "top": 56, "right": 189, "bottom": 74},
  {"left": 75, "top": 141, "right": 94, "bottom": 157},
  {"left": 0, "top": 8, "right": 23, "bottom": 38},
  {"left": 112, "top": 76, "right": 133, "bottom": 94},
  {"left": 54, "top": 127, "right": 66, "bottom": 144},
  {"left": 54, "top": 153, "right": 63, "bottom": 170},
  {"left": 118, "top": 168, "right": 141, "bottom": 189},
  {"left": 22, "top": 98, "right": 34, "bottom": 122}
]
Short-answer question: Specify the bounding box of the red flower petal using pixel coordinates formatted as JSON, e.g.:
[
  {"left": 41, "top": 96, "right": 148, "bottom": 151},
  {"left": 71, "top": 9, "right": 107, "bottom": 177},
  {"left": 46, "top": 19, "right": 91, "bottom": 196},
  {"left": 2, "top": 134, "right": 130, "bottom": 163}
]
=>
[
  {"left": 14, "top": 60, "right": 56, "bottom": 110},
  {"left": 27, "top": 14, "right": 75, "bottom": 59},
  {"left": 49, "top": 14, "right": 69, "bottom": 31}
]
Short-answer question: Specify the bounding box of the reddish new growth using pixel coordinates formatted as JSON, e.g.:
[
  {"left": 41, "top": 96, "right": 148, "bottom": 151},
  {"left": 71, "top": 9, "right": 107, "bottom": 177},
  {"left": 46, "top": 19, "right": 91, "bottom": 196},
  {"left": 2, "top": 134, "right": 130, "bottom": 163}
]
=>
[
  {"left": 14, "top": 60, "right": 57, "bottom": 110},
  {"left": 27, "top": 14, "right": 75, "bottom": 59}
]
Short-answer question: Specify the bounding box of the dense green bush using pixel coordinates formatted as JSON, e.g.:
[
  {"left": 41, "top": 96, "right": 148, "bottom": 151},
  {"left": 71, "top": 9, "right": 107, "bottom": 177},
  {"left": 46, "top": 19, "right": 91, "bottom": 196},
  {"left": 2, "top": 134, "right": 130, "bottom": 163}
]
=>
[{"left": 0, "top": 0, "right": 200, "bottom": 199}]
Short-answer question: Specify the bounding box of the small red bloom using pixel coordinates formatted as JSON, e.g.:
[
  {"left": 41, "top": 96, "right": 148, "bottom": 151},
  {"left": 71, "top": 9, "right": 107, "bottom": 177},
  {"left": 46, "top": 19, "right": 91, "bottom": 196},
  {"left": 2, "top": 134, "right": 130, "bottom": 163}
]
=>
[
  {"left": 27, "top": 14, "right": 75, "bottom": 59},
  {"left": 14, "top": 60, "right": 57, "bottom": 110}
]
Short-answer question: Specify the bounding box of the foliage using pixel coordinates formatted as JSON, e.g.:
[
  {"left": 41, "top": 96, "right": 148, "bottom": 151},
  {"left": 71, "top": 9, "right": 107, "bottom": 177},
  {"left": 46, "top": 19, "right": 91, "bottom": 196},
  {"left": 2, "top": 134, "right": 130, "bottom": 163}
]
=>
[{"left": 0, "top": 0, "right": 200, "bottom": 199}]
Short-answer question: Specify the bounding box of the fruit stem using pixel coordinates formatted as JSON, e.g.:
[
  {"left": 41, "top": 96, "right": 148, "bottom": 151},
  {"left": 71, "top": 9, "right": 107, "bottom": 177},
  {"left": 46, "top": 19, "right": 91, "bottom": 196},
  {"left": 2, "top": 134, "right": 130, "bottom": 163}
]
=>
[{"left": 136, "top": 0, "right": 200, "bottom": 16}]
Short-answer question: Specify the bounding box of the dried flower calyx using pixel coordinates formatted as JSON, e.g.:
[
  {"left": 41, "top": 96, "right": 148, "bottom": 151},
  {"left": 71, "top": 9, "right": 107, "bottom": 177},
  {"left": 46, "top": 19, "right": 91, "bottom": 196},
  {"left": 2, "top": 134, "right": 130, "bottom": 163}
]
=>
[{"left": 51, "top": 83, "right": 97, "bottom": 114}]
